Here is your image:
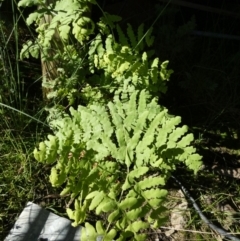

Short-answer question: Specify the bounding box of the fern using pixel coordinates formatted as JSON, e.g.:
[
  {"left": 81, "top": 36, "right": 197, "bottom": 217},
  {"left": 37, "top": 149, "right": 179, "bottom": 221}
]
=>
[
  {"left": 19, "top": 0, "right": 96, "bottom": 47},
  {"left": 87, "top": 32, "right": 173, "bottom": 100},
  {"left": 20, "top": 1, "right": 202, "bottom": 240},
  {"left": 19, "top": 0, "right": 173, "bottom": 107},
  {"left": 18, "top": 0, "right": 97, "bottom": 105},
  {"left": 34, "top": 89, "right": 202, "bottom": 240},
  {"left": 116, "top": 24, "right": 129, "bottom": 46}
]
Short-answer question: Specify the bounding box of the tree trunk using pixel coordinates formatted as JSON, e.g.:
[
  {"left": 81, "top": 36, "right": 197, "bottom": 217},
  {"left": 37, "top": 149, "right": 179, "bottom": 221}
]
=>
[{"left": 39, "top": 0, "right": 61, "bottom": 101}]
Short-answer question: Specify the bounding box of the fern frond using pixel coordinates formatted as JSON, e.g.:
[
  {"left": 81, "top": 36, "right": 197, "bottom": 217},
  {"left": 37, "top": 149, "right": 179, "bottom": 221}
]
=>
[
  {"left": 145, "top": 27, "right": 155, "bottom": 47},
  {"left": 34, "top": 87, "right": 202, "bottom": 239},
  {"left": 127, "top": 23, "right": 137, "bottom": 48},
  {"left": 116, "top": 24, "right": 129, "bottom": 46},
  {"left": 137, "top": 24, "right": 145, "bottom": 51}
]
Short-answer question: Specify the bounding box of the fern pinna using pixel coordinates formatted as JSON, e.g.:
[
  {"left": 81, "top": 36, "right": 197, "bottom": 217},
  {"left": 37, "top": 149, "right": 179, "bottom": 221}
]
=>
[{"left": 34, "top": 89, "right": 202, "bottom": 241}]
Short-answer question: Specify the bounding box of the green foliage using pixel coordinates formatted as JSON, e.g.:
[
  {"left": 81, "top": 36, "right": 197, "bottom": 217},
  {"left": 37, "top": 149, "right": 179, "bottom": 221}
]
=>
[
  {"left": 18, "top": 0, "right": 97, "bottom": 46},
  {"left": 18, "top": 0, "right": 173, "bottom": 106},
  {"left": 0, "top": 13, "right": 58, "bottom": 240},
  {"left": 34, "top": 89, "right": 202, "bottom": 240},
  {"left": 87, "top": 28, "right": 173, "bottom": 99},
  {"left": 19, "top": 0, "right": 202, "bottom": 240},
  {"left": 18, "top": 0, "right": 98, "bottom": 104},
  {"left": 5, "top": 0, "right": 240, "bottom": 240}
]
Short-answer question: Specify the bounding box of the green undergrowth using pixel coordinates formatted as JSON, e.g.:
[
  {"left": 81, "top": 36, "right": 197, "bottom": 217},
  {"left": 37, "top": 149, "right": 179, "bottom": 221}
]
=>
[
  {"left": 167, "top": 129, "right": 240, "bottom": 240},
  {"left": 0, "top": 6, "right": 62, "bottom": 239},
  {"left": 0, "top": 128, "right": 69, "bottom": 239},
  {"left": 17, "top": 0, "right": 204, "bottom": 239},
  {"left": 183, "top": 173, "right": 240, "bottom": 241},
  {"left": 1, "top": 0, "right": 240, "bottom": 240}
]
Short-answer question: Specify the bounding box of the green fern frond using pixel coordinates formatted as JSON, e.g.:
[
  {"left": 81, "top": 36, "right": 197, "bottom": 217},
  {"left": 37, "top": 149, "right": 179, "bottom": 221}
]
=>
[
  {"left": 116, "top": 24, "right": 129, "bottom": 46},
  {"left": 34, "top": 89, "right": 202, "bottom": 240},
  {"left": 99, "top": 13, "right": 122, "bottom": 32},
  {"left": 20, "top": 40, "right": 40, "bottom": 59},
  {"left": 136, "top": 24, "right": 144, "bottom": 51},
  {"left": 20, "top": 1, "right": 202, "bottom": 238},
  {"left": 145, "top": 27, "right": 155, "bottom": 47},
  {"left": 127, "top": 24, "right": 137, "bottom": 48}
]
